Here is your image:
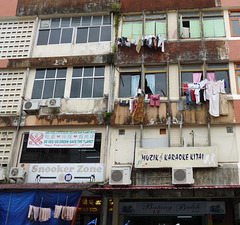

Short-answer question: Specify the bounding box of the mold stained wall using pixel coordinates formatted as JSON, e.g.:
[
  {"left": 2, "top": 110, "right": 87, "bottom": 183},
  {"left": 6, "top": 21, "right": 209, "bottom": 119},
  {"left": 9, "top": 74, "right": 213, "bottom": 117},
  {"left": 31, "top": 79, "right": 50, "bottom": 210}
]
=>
[
  {"left": 13, "top": 126, "right": 107, "bottom": 169},
  {"left": 32, "top": 41, "right": 112, "bottom": 58},
  {"left": 24, "top": 66, "right": 110, "bottom": 114}
]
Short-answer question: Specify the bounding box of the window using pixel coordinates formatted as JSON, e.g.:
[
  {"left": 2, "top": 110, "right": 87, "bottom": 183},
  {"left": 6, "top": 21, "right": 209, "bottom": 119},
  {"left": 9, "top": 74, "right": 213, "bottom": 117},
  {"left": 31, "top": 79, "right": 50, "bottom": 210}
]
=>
[
  {"left": 145, "top": 14, "right": 167, "bottom": 39},
  {"left": 181, "top": 64, "right": 203, "bottom": 94},
  {"left": 31, "top": 68, "right": 66, "bottom": 99},
  {"left": 235, "top": 64, "right": 240, "bottom": 94},
  {"left": 20, "top": 133, "right": 101, "bottom": 163},
  {"left": 229, "top": 11, "right": 240, "bottom": 36},
  {"left": 119, "top": 66, "right": 167, "bottom": 97},
  {"left": 145, "top": 66, "right": 167, "bottom": 96},
  {"left": 119, "top": 73, "right": 141, "bottom": 97},
  {"left": 122, "top": 15, "right": 143, "bottom": 40},
  {"left": 70, "top": 66, "right": 105, "bottom": 98},
  {"left": 180, "top": 12, "right": 201, "bottom": 38},
  {"left": 207, "top": 63, "right": 230, "bottom": 93},
  {"left": 203, "top": 11, "right": 225, "bottom": 38},
  {"left": 37, "top": 15, "right": 111, "bottom": 45},
  {"left": 122, "top": 14, "right": 167, "bottom": 40}
]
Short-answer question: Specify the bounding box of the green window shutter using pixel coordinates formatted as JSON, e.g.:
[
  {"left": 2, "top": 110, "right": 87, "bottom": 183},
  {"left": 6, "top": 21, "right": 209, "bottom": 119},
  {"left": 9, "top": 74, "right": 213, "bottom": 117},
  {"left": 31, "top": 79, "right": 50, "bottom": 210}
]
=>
[
  {"left": 190, "top": 20, "right": 201, "bottom": 38},
  {"left": 203, "top": 20, "right": 214, "bottom": 37},
  {"left": 180, "top": 15, "right": 183, "bottom": 37},
  {"left": 122, "top": 23, "right": 132, "bottom": 37},
  {"left": 132, "top": 22, "right": 142, "bottom": 40},
  {"left": 214, "top": 19, "right": 225, "bottom": 37},
  {"left": 145, "top": 21, "right": 155, "bottom": 35},
  {"left": 156, "top": 21, "right": 166, "bottom": 39}
]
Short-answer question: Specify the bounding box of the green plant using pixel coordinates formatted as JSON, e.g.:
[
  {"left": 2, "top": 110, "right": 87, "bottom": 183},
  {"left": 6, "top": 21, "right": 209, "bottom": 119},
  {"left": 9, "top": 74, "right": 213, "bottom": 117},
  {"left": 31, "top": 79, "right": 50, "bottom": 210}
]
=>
[
  {"left": 111, "top": 2, "right": 122, "bottom": 42},
  {"left": 112, "top": 43, "right": 118, "bottom": 53},
  {"left": 103, "top": 111, "right": 114, "bottom": 124}
]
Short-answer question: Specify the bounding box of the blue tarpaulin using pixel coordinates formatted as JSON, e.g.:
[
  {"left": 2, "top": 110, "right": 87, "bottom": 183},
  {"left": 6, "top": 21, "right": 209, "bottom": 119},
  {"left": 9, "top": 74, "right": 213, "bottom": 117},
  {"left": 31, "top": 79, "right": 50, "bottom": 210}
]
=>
[{"left": 0, "top": 190, "right": 81, "bottom": 225}]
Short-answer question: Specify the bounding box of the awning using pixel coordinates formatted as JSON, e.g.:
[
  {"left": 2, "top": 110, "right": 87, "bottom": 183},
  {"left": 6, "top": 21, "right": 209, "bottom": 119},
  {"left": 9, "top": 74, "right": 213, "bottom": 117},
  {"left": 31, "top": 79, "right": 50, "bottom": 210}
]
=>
[
  {"left": 89, "top": 185, "right": 240, "bottom": 191},
  {"left": 0, "top": 183, "right": 99, "bottom": 191}
]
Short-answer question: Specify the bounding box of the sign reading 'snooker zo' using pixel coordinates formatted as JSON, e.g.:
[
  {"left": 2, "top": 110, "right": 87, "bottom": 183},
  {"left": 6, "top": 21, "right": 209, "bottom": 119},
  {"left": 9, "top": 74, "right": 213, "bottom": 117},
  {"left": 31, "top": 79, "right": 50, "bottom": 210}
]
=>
[
  {"left": 27, "top": 130, "right": 95, "bottom": 148},
  {"left": 135, "top": 146, "right": 217, "bottom": 168},
  {"left": 27, "top": 163, "right": 104, "bottom": 183}
]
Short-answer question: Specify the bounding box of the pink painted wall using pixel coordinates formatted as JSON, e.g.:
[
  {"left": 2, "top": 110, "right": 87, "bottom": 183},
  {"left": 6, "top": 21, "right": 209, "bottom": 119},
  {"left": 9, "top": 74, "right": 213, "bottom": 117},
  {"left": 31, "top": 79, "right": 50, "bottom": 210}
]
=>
[
  {"left": 0, "top": 0, "right": 17, "bottom": 17},
  {"left": 233, "top": 100, "right": 240, "bottom": 123},
  {"left": 230, "top": 40, "right": 240, "bottom": 61},
  {"left": 0, "top": 59, "right": 8, "bottom": 68},
  {"left": 221, "top": 0, "right": 240, "bottom": 7}
]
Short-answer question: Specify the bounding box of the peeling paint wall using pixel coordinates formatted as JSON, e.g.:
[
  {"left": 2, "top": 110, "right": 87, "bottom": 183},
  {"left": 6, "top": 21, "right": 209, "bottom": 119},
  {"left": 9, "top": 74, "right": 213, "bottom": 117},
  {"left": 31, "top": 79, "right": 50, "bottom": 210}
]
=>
[
  {"left": 7, "top": 54, "right": 114, "bottom": 69},
  {"left": 33, "top": 43, "right": 112, "bottom": 58},
  {"left": 115, "top": 41, "right": 230, "bottom": 65},
  {"left": 113, "top": 101, "right": 236, "bottom": 126},
  {"left": 134, "top": 164, "right": 239, "bottom": 186}
]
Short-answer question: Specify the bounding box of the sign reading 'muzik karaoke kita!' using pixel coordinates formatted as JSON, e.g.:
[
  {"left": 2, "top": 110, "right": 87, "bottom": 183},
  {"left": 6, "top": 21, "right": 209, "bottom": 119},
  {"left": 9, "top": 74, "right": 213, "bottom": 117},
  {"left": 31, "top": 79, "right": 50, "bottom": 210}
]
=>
[{"left": 27, "top": 130, "right": 95, "bottom": 148}]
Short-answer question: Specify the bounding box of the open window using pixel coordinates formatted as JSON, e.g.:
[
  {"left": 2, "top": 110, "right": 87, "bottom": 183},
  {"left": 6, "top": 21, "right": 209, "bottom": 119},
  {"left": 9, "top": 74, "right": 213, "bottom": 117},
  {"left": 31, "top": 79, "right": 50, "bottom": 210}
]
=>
[
  {"left": 179, "top": 12, "right": 201, "bottom": 39},
  {"left": 229, "top": 11, "right": 240, "bottom": 36},
  {"left": 181, "top": 64, "right": 203, "bottom": 95},
  {"left": 203, "top": 11, "right": 225, "bottom": 38},
  {"left": 207, "top": 64, "right": 230, "bottom": 93},
  {"left": 145, "top": 66, "right": 167, "bottom": 96},
  {"left": 119, "top": 73, "right": 141, "bottom": 97}
]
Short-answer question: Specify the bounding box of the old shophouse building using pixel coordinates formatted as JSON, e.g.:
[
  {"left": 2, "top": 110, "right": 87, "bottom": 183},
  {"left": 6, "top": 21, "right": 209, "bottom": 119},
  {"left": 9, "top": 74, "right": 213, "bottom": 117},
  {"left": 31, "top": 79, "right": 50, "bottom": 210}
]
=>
[{"left": 0, "top": 0, "right": 240, "bottom": 225}]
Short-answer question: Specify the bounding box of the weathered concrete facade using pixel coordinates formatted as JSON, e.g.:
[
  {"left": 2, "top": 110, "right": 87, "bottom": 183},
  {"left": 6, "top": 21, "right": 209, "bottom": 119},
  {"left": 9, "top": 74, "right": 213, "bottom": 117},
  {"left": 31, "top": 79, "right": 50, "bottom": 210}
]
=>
[
  {"left": 0, "top": 0, "right": 240, "bottom": 224},
  {"left": 16, "top": 0, "right": 114, "bottom": 16}
]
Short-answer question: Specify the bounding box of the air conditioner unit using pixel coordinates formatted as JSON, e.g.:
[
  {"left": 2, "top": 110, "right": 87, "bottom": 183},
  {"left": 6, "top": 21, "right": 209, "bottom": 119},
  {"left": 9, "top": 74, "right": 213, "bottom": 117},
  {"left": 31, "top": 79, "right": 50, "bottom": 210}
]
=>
[
  {"left": 172, "top": 167, "right": 194, "bottom": 185},
  {"left": 109, "top": 167, "right": 131, "bottom": 185},
  {"left": 9, "top": 167, "right": 25, "bottom": 179},
  {"left": 48, "top": 98, "right": 61, "bottom": 108},
  {"left": 0, "top": 168, "right": 5, "bottom": 181},
  {"left": 23, "top": 100, "right": 40, "bottom": 111}
]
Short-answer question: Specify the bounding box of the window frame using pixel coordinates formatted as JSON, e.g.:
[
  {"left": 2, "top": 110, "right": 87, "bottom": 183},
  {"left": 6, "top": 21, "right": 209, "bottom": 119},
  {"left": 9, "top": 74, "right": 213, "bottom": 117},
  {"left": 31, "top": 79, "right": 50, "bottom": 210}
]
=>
[
  {"left": 206, "top": 63, "right": 230, "bottom": 94},
  {"left": 122, "top": 14, "right": 143, "bottom": 41},
  {"left": 37, "top": 15, "right": 111, "bottom": 45},
  {"left": 118, "top": 66, "right": 167, "bottom": 98},
  {"left": 202, "top": 11, "right": 225, "bottom": 38},
  {"left": 145, "top": 13, "right": 167, "bottom": 39},
  {"left": 181, "top": 64, "right": 203, "bottom": 95},
  {"left": 31, "top": 68, "right": 67, "bottom": 100},
  {"left": 229, "top": 10, "right": 240, "bottom": 37},
  {"left": 119, "top": 72, "right": 141, "bottom": 98},
  {"left": 70, "top": 66, "right": 105, "bottom": 99},
  {"left": 20, "top": 132, "right": 102, "bottom": 164},
  {"left": 235, "top": 63, "right": 240, "bottom": 94},
  {"left": 144, "top": 66, "right": 167, "bottom": 96},
  {"left": 179, "top": 11, "right": 201, "bottom": 39}
]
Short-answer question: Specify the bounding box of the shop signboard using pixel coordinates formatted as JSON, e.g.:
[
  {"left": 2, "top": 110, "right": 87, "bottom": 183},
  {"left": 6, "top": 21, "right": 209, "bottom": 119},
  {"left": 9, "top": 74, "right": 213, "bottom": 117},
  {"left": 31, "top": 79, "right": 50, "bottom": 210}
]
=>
[
  {"left": 27, "top": 163, "right": 104, "bottom": 183},
  {"left": 135, "top": 146, "right": 217, "bottom": 168},
  {"left": 119, "top": 201, "right": 225, "bottom": 215},
  {"left": 27, "top": 130, "right": 95, "bottom": 148}
]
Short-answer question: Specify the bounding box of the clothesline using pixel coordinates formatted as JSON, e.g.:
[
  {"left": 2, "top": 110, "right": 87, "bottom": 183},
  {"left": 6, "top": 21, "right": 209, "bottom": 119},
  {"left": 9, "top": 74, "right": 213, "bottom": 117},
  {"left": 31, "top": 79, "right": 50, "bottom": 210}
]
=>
[{"left": 181, "top": 87, "right": 206, "bottom": 90}]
